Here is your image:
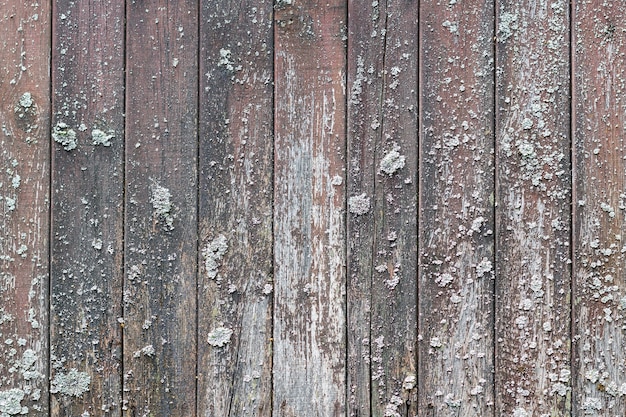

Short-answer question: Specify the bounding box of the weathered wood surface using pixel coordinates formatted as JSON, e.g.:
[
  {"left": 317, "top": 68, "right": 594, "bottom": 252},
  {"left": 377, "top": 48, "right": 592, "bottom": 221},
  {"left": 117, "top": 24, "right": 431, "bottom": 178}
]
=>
[
  {"left": 495, "top": 1, "right": 572, "bottom": 416},
  {"left": 0, "top": 1, "right": 50, "bottom": 416},
  {"left": 347, "top": 0, "right": 418, "bottom": 416},
  {"left": 573, "top": 1, "right": 626, "bottom": 415},
  {"left": 5, "top": 0, "right": 626, "bottom": 415},
  {"left": 419, "top": 0, "right": 495, "bottom": 415},
  {"left": 273, "top": 1, "right": 347, "bottom": 416},
  {"left": 50, "top": 1, "right": 125, "bottom": 416},
  {"left": 124, "top": 1, "right": 198, "bottom": 416},
  {"left": 198, "top": 0, "right": 274, "bottom": 416}
]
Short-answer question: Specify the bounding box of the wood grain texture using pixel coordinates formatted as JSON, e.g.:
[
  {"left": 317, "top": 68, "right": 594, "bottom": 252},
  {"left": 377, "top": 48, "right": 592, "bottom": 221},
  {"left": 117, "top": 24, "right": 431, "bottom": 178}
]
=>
[
  {"left": 50, "top": 1, "right": 125, "bottom": 415},
  {"left": 573, "top": 1, "right": 626, "bottom": 414},
  {"left": 346, "top": 1, "right": 379, "bottom": 414},
  {"left": 273, "top": 1, "right": 347, "bottom": 415},
  {"left": 418, "top": 0, "right": 495, "bottom": 414},
  {"left": 495, "top": 1, "right": 571, "bottom": 415},
  {"left": 347, "top": 0, "right": 418, "bottom": 416},
  {"left": 0, "top": 1, "right": 50, "bottom": 415},
  {"left": 124, "top": 1, "right": 198, "bottom": 416},
  {"left": 198, "top": 0, "right": 273, "bottom": 416}
]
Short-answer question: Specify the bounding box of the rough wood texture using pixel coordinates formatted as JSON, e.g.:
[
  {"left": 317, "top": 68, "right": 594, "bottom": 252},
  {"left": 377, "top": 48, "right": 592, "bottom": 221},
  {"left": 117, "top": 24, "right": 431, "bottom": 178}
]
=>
[
  {"left": 573, "top": 1, "right": 626, "bottom": 414},
  {"left": 124, "top": 2, "right": 198, "bottom": 416},
  {"left": 198, "top": 0, "right": 273, "bottom": 416},
  {"left": 418, "top": 0, "right": 495, "bottom": 414},
  {"left": 495, "top": 1, "right": 571, "bottom": 415},
  {"left": 347, "top": 0, "right": 418, "bottom": 416},
  {"left": 273, "top": 1, "right": 347, "bottom": 415},
  {"left": 0, "top": 1, "right": 50, "bottom": 415},
  {"left": 50, "top": 1, "right": 125, "bottom": 415},
  {"left": 346, "top": 1, "right": 378, "bottom": 414}
]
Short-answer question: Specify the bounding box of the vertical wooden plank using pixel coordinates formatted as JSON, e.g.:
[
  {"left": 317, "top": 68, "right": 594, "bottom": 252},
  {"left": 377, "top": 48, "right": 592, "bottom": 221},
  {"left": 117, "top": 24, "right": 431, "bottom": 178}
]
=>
[
  {"left": 0, "top": 1, "right": 50, "bottom": 415},
  {"left": 124, "top": 1, "right": 198, "bottom": 416},
  {"left": 495, "top": 1, "right": 571, "bottom": 415},
  {"left": 273, "top": 1, "right": 346, "bottom": 416},
  {"left": 346, "top": 2, "right": 378, "bottom": 415},
  {"left": 50, "top": 1, "right": 125, "bottom": 415},
  {"left": 347, "top": 0, "right": 418, "bottom": 416},
  {"left": 573, "top": 1, "right": 626, "bottom": 414},
  {"left": 198, "top": 1, "right": 273, "bottom": 416},
  {"left": 418, "top": 0, "right": 495, "bottom": 414}
]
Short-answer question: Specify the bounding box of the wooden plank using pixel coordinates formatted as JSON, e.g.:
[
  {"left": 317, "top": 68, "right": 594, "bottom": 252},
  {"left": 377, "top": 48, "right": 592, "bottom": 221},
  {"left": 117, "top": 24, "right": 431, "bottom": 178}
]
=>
[
  {"left": 273, "top": 1, "right": 347, "bottom": 415},
  {"left": 347, "top": 0, "right": 418, "bottom": 415},
  {"left": 49, "top": 1, "right": 125, "bottom": 415},
  {"left": 0, "top": 1, "right": 50, "bottom": 415},
  {"left": 346, "top": 1, "right": 378, "bottom": 414},
  {"left": 418, "top": 0, "right": 495, "bottom": 414},
  {"left": 124, "top": 2, "right": 198, "bottom": 416},
  {"left": 494, "top": 1, "right": 572, "bottom": 415},
  {"left": 197, "top": 0, "right": 273, "bottom": 416},
  {"left": 573, "top": 1, "right": 626, "bottom": 414}
]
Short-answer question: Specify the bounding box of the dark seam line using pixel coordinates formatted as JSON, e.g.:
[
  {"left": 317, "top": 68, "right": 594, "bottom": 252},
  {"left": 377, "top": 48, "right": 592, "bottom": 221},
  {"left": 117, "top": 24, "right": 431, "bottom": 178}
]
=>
[{"left": 492, "top": 1, "right": 498, "bottom": 415}]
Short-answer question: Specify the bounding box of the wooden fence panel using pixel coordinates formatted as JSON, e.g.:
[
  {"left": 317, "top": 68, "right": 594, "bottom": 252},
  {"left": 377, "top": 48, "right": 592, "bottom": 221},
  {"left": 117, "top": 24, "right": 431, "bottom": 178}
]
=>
[
  {"left": 0, "top": 1, "right": 50, "bottom": 415},
  {"left": 495, "top": 1, "right": 572, "bottom": 415},
  {"left": 418, "top": 0, "right": 495, "bottom": 414},
  {"left": 273, "top": 1, "right": 347, "bottom": 415},
  {"left": 347, "top": 0, "right": 418, "bottom": 416},
  {"left": 573, "top": 1, "right": 626, "bottom": 414},
  {"left": 50, "top": 1, "right": 125, "bottom": 415},
  {"left": 124, "top": 1, "right": 198, "bottom": 416},
  {"left": 198, "top": 0, "right": 274, "bottom": 416}
]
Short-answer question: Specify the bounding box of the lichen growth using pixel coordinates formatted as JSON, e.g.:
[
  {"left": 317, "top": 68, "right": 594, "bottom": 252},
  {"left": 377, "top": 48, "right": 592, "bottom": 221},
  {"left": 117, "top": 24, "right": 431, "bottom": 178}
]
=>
[
  {"left": 380, "top": 147, "right": 406, "bottom": 176},
  {"left": 51, "top": 369, "right": 91, "bottom": 397},
  {"left": 498, "top": 12, "right": 518, "bottom": 42},
  {"left": 0, "top": 389, "right": 26, "bottom": 416},
  {"left": 218, "top": 48, "right": 241, "bottom": 72},
  {"left": 402, "top": 374, "right": 416, "bottom": 390},
  {"left": 52, "top": 122, "right": 77, "bottom": 151},
  {"left": 475, "top": 258, "right": 493, "bottom": 277},
  {"left": 207, "top": 326, "right": 233, "bottom": 347},
  {"left": 18, "top": 92, "right": 33, "bottom": 109},
  {"left": 150, "top": 181, "right": 175, "bottom": 230},
  {"left": 203, "top": 235, "right": 228, "bottom": 279},
  {"left": 91, "top": 129, "right": 115, "bottom": 147},
  {"left": 134, "top": 345, "right": 155, "bottom": 358},
  {"left": 348, "top": 193, "right": 371, "bottom": 215}
]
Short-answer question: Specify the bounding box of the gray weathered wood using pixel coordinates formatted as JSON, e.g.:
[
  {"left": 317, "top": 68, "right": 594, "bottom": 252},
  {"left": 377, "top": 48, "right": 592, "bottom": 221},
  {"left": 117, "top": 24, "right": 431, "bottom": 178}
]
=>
[
  {"left": 495, "top": 0, "right": 572, "bottom": 415},
  {"left": 573, "top": 1, "right": 626, "bottom": 414},
  {"left": 418, "top": 0, "right": 495, "bottom": 414},
  {"left": 347, "top": 0, "right": 418, "bottom": 415},
  {"left": 50, "top": 1, "right": 125, "bottom": 415},
  {"left": 124, "top": 2, "right": 198, "bottom": 416},
  {"left": 273, "top": 1, "right": 347, "bottom": 415},
  {"left": 0, "top": 1, "right": 50, "bottom": 415},
  {"left": 198, "top": 0, "right": 274, "bottom": 415}
]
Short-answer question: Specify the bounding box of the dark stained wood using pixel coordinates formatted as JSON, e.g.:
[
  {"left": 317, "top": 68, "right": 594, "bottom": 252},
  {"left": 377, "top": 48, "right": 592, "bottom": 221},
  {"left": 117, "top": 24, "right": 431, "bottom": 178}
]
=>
[
  {"left": 273, "top": 1, "right": 347, "bottom": 416},
  {"left": 495, "top": 1, "right": 572, "bottom": 415},
  {"left": 124, "top": 1, "right": 198, "bottom": 416},
  {"left": 418, "top": 0, "right": 495, "bottom": 414},
  {"left": 346, "top": 1, "right": 378, "bottom": 414},
  {"left": 347, "top": 0, "right": 418, "bottom": 416},
  {"left": 573, "top": 1, "right": 626, "bottom": 414},
  {"left": 50, "top": 1, "right": 125, "bottom": 415},
  {"left": 0, "top": 1, "right": 50, "bottom": 415},
  {"left": 198, "top": 0, "right": 273, "bottom": 416}
]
